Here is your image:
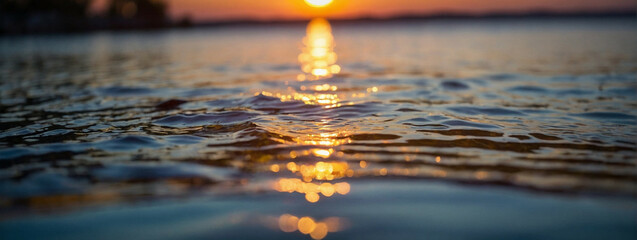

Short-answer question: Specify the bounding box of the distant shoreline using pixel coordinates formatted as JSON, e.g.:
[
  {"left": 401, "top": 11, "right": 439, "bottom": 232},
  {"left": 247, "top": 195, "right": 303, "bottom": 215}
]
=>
[
  {"left": 1, "top": 10, "right": 634, "bottom": 36},
  {"left": 195, "top": 10, "right": 636, "bottom": 27}
]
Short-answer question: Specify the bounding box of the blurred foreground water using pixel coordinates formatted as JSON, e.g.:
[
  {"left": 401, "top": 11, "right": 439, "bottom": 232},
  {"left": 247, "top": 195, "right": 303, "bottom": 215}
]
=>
[{"left": 0, "top": 17, "right": 636, "bottom": 239}]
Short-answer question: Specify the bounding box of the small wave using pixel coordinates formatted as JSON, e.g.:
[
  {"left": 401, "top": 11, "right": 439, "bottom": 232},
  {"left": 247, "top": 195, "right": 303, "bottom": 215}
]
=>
[
  {"left": 348, "top": 134, "right": 401, "bottom": 141},
  {"left": 419, "top": 129, "right": 503, "bottom": 137},
  {"left": 153, "top": 111, "right": 259, "bottom": 128},
  {"left": 441, "top": 80, "right": 470, "bottom": 90},
  {"left": 98, "top": 135, "right": 162, "bottom": 151},
  {"left": 572, "top": 112, "right": 636, "bottom": 120},
  {"left": 155, "top": 99, "right": 188, "bottom": 110},
  {"left": 350, "top": 138, "right": 633, "bottom": 153},
  {"left": 441, "top": 120, "right": 501, "bottom": 129},
  {"left": 92, "top": 162, "right": 231, "bottom": 183},
  {"left": 448, "top": 106, "right": 525, "bottom": 116},
  {"left": 529, "top": 133, "right": 562, "bottom": 141},
  {"left": 98, "top": 86, "right": 154, "bottom": 96},
  {"left": 508, "top": 86, "right": 549, "bottom": 93}
]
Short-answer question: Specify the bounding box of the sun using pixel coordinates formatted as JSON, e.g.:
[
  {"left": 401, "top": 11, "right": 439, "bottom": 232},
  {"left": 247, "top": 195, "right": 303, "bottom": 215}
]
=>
[{"left": 304, "top": 0, "right": 333, "bottom": 8}]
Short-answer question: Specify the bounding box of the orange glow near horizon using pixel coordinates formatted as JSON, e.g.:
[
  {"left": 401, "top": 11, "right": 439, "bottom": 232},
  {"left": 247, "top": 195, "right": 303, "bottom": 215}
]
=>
[
  {"left": 160, "top": 0, "right": 634, "bottom": 21},
  {"left": 89, "top": 0, "right": 636, "bottom": 21}
]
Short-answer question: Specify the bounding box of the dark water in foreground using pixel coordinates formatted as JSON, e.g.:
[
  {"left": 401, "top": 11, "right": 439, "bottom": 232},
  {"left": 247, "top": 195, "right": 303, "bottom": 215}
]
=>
[{"left": 1, "top": 18, "right": 636, "bottom": 239}]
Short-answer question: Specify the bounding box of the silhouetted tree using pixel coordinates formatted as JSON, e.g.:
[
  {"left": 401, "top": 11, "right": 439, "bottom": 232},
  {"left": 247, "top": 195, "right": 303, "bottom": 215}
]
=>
[
  {"left": 1, "top": 0, "right": 175, "bottom": 34},
  {"left": 176, "top": 14, "right": 193, "bottom": 28},
  {"left": 107, "top": 0, "right": 167, "bottom": 28},
  {"left": 0, "top": 0, "right": 93, "bottom": 33}
]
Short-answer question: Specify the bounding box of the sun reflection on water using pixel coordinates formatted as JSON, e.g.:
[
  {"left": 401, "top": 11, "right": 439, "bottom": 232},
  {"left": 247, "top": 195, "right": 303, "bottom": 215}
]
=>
[
  {"left": 273, "top": 178, "right": 350, "bottom": 203},
  {"left": 293, "top": 131, "right": 352, "bottom": 146},
  {"left": 264, "top": 18, "right": 355, "bottom": 206},
  {"left": 298, "top": 18, "right": 341, "bottom": 81},
  {"left": 255, "top": 18, "right": 381, "bottom": 112},
  {"left": 260, "top": 18, "right": 357, "bottom": 238},
  {"left": 272, "top": 159, "right": 351, "bottom": 203},
  {"left": 278, "top": 214, "right": 344, "bottom": 240},
  {"left": 282, "top": 160, "right": 352, "bottom": 181},
  {"left": 258, "top": 91, "right": 342, "bottom": 108}
]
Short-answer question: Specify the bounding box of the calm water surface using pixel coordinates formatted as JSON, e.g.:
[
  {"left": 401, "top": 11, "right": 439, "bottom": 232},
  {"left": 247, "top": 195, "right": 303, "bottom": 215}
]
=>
[{"left": 1, "top": 18, "right": 636, "bottom": 239}]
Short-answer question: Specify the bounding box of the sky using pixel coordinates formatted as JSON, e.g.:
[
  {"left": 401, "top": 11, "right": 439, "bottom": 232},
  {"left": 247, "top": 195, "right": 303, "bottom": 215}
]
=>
[{"left": 91, "top": 0, "right": 636, "bottom": 21}]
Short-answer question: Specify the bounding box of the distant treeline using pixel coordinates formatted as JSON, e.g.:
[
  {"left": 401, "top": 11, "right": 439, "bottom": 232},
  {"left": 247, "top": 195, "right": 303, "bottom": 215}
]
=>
[
  {"left": 0, "top": 0, "right": 191, "bottom": 34},
  {"left": 190, "top": 10, "right": 635, "bottom": 28},
  {"left": 1, "top": 1, "right": 634, "bottom": 35}
]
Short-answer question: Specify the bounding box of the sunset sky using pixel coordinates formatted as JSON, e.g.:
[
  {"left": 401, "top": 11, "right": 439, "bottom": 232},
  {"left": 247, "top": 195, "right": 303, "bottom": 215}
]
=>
[{"left": 92, "top": 0, "right": 636, "bottom": 21}]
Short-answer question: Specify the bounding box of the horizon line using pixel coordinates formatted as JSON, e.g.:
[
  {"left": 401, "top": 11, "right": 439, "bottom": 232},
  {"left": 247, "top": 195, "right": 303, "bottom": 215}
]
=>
[{"left": 187, "top": 9, "right": 636, "bottom": 25}]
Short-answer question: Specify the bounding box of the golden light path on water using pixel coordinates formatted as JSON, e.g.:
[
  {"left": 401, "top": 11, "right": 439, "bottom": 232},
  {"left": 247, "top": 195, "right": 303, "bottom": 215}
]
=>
[
  {"left": 259, "top": 18, "right": 345, "bottom": 109},
  {"left": 298, "top": 18, "right": 341, "bottom": 80},
  {"left": 263, "top": 18, "right": 355, "bottom": 239},
  {"left": 278, "top": 214, "right": 345, "bottom": 240},
  {"left": 259, "top": 18, "right": 365, "bottom": 109},
  {"left": 258, "top": 17, "right": 412, "bottom": 239}
]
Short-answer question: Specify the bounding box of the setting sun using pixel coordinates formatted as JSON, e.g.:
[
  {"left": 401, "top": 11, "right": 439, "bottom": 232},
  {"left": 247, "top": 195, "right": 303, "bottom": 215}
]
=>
[{"left": 304, "top": 0, "right": 333, "bottom": 8}]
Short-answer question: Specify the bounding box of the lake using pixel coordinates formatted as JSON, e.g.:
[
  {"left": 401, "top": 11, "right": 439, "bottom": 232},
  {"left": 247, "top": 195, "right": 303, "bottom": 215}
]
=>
[{"left": 0, "top": 17, "right": 636, "bottom": 239}]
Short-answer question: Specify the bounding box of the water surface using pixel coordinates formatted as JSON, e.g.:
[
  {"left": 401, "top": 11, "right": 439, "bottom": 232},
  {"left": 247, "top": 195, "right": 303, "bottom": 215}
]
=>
[{"left": 1, "top": 17, "right": 636, "bottom": 239}]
